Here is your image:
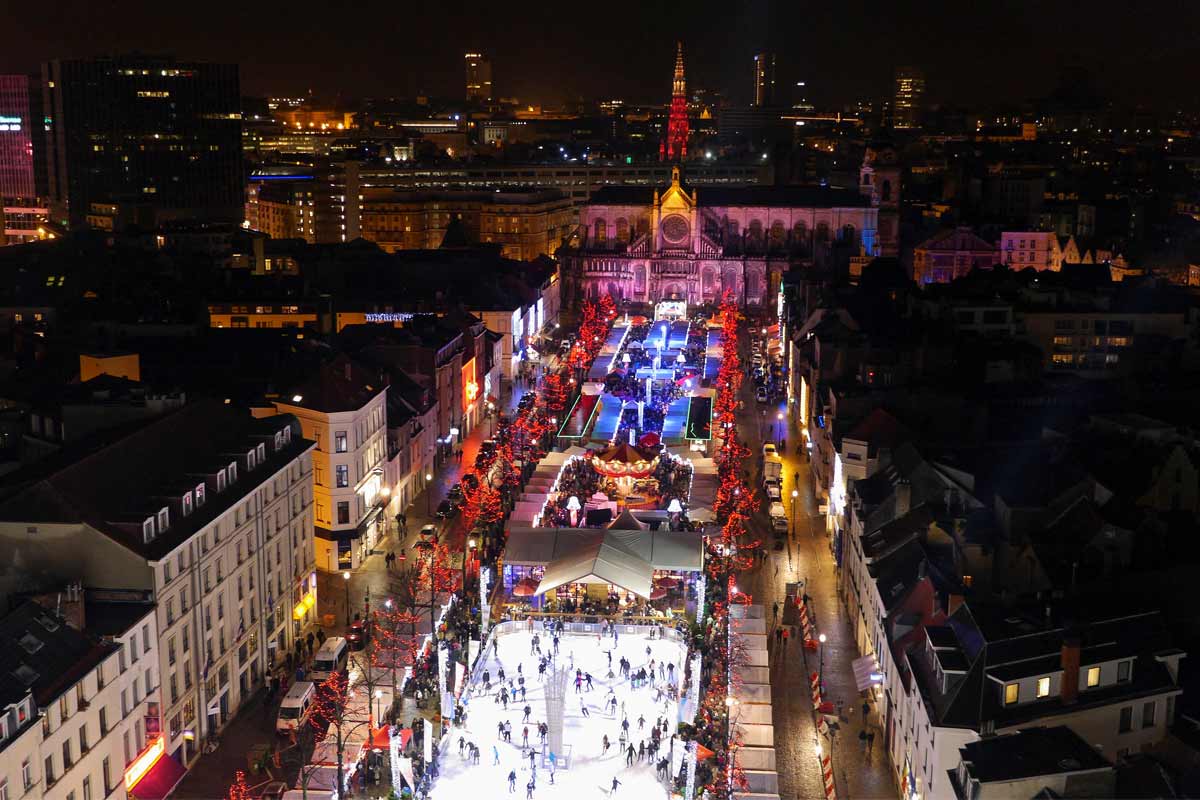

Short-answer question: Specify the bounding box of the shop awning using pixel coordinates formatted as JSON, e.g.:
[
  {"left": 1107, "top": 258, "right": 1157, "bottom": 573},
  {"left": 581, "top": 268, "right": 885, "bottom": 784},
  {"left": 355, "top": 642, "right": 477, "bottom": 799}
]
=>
[
  {"left": 537, "top": 533, "right": 654, "bottom": 599},
  {"left": 127, "top": 751, "right": 187, "bottom": 800},
  {"left": 852, "top": 654, "right": 882, "bottom": 691}
]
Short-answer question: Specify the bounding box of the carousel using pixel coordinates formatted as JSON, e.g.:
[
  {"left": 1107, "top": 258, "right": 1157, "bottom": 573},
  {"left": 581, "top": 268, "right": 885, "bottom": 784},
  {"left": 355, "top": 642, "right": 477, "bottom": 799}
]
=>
[{"left": 590, "top": 440, "right": 660, "bottom": 497}]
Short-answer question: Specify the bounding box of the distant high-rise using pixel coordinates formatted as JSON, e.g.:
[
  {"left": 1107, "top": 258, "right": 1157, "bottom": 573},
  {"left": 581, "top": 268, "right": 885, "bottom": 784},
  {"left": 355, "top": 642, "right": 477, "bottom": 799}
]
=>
[
  {"left": 0, "top": 76, "right": 36, "bottom": 201},
  {"left": 893, "top": 66, "right": 925, "bottom": 129},
  {"left": 42, "top": 55, "right": 242, "bottom": 228},
  {"left": 465, "top": 53, "right": 493, "bottom": 103},
  {"left": 753, "top": 52, "right": 776, "bottom": 107}
]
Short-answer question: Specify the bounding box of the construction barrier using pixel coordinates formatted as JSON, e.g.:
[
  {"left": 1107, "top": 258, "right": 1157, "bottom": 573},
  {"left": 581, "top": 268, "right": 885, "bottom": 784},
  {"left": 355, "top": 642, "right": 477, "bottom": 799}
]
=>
[{"left": 822, "top": 753, "right": 837, "bottom": 799}]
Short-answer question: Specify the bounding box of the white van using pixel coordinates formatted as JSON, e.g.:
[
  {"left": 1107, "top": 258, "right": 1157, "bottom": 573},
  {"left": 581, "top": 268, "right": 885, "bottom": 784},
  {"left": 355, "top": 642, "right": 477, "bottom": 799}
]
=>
[
  {"left": 276, "top": 681, "right": 316, "bottom": 734},
  {"left": 768, "top": 502, "right": 789, "bottom": 532},
  {"left": 309, "top": 637, "right": 348, "bottom": 682}
]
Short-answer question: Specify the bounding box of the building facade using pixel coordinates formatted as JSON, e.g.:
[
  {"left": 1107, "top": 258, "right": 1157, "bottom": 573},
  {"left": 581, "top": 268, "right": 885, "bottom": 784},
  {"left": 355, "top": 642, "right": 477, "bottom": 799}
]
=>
[
  {"left": 0, "top": 403, "right": 316, "bottom": 771},
  {"left": 0, "top": 76, "right": 36, "bottom": 201},
  {"left": 893, "top": 67, "right": 925, "bottom": 129},
  {"left": 357, "top": 188, "right": 573, "bottom": 261},
  {"left": 999, "top": 231, "right": 1062, "bottom": 271},
  {"left": 42, "top": 56, "right": 243, "bottom": 227},
  {"left": 270, "top": 357, "right": 388, "bottom": 572},
  {"left": 752, "top": 53, "right": 776, "bottom": 107},
  {"left": 913, "top": 227, "right": 998, "bottom": 284},
  {"left": 562, "top": 167, "right": 879, "bottom": 308}
]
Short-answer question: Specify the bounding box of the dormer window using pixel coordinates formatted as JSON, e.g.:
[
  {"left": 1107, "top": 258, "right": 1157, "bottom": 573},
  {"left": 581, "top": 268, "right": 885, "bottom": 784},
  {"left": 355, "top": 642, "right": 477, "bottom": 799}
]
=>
[
  {"left": 216, "top": 469, "right": 227, "bottom": 492},
  {"left": 274, "top": 431, "right": 283, "bottom": 451},
  {"left": 246, "top": 449, "right": 256, "bottom": 470},
  {"left": 1004, "top": 683, "right": 1019, "bottom": 705},
  {"left": 142, "top": 518, "right": 155, "bottom": 543},
  {"left": 227, "top": 462, "right": 238, "bottom": 483},
  {"left": 195, "top": 483, "right": 206, "bottom": 507},
  {"left": 256, "top": 442, "right": 266, "bottom": 463},
  {"left": 282, "top": 426, "right": 292, "bottom": 445},
  {"left": 157, "top": 507, "right": 170, "bottom": 533},
  {"left": 181, "top": 491, "right": 193, "bottom": 517}
]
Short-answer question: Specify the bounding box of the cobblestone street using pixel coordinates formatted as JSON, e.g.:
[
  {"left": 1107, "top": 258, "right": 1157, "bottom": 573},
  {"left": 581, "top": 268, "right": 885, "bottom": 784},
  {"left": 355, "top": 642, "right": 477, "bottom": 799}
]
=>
[{"left": 733, "top": 331, "right": 898, "bottom": 800}]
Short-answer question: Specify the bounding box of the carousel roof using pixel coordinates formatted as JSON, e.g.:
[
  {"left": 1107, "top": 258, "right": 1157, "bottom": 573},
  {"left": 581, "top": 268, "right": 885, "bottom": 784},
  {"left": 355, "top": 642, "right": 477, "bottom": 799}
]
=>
[
  {"left": 536, "top": 532, "right": 654, "bottom": 599},
  {"left": 593, "top": 441, "right": 655, "bottom": 464}
]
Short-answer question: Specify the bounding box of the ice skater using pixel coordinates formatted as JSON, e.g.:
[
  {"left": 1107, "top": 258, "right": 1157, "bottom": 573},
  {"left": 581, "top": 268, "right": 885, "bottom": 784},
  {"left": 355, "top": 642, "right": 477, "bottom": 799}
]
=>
[
  {"left": 508, "top": 770, "right": 517, "bottom": 792},
  {"left": 625, "top": 744, "right": 635, "bottom": 766},
  {"left": 602, "top": 734, "right": 611, "bottom": 755},
  {"left": 493, "top": 745, "right": 500, "bottom": 765},
  {"left": 580, "top": 698, "right": 590, "bottom": 717},
  {"left": 611, "top": 777, "right": 621, "bottom": 794},
  {"left": 523, "top": 705, "right": 532, "bottom": 722}
]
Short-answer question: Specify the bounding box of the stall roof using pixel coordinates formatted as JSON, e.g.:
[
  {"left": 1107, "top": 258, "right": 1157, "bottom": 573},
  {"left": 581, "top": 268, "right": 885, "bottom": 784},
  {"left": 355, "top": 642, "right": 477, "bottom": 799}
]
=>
[
  {"left": 537, "top": 533, "right": 654, "bottom": 598},
  {"left": 504, "top": 528, "right": 703, "bottom": 573}
]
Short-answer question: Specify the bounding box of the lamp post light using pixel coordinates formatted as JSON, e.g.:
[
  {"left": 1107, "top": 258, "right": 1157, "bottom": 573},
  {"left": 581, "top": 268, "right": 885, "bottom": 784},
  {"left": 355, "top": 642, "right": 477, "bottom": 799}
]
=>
[
  {"left": 343, "top": 571, "right": 351, "bottom": 626},
  {"left": 818, "top": 632, "right": 827, "bottom": 688},
  {"left": 374, "top": 688, "right": 383, "bottom": 726},
  {"left": 791, "top": 489, "right": 799, "bottom": 537},
  {"left": 776, "top": 411, "right": 784, "bottom": 443},
  {"left": 425, "top": 473, "right": 434, "bottom": 516}
]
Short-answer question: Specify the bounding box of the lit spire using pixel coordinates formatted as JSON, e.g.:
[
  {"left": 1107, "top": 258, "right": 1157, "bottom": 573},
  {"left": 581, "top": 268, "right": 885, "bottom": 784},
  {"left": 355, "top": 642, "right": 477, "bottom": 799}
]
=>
[{"left": 673, "top": 41, "right": 686, "bottom": 98}]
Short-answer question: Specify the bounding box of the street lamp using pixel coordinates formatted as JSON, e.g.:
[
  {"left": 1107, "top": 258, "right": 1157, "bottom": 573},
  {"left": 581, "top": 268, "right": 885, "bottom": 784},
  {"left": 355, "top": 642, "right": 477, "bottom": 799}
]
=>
[
  {"left": 425, "top": 473, "right": 434, "bottom": 516},
  {"left": 791, "top": 489, "right": 799, "bottom": 536},
  {"left": 464, "top": 537, "right": 477, "bottom": 595},
  {"left": 776, "top": 411, "right": 784, "bottom": 443},
  {"left": 343, "top": 571, "right": 351, "bottom": 626},
  {"left": 818, "top": 632, "right": 827, "bottom": 688},
  {"left": 374, "top": 689, "right": 383, "bottom": 725}
]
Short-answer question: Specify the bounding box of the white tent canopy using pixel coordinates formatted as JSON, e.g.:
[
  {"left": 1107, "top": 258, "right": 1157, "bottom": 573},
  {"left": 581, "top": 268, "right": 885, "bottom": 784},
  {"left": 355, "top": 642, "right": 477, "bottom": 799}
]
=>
[{"left": 537, "top": 533, "right": 654, "bottom": 599}]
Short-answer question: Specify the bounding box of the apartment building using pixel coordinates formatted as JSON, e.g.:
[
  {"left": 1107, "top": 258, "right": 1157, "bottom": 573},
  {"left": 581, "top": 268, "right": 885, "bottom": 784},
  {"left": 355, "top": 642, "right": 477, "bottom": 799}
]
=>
[
  {"left": 840, "top": 449, "right": 1185, "bottom": 800},
  {"left": 269, "top": 355, "right": 388, "bottom": 571},
  {"left": 0, "top": 402, "right": 316, "bottom": 769},
  {"left": 999, "top": 231, "right": 1062, "bottom": 272},
  {"left": 0, "top": 597, "right": 165, "bottom": 800}
]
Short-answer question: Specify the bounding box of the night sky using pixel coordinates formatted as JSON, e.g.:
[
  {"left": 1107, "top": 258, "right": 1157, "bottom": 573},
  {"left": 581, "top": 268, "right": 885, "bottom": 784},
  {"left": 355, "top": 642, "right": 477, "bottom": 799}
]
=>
[{"left": 4, "top": 0, "right": 1197, "bottom": 108}]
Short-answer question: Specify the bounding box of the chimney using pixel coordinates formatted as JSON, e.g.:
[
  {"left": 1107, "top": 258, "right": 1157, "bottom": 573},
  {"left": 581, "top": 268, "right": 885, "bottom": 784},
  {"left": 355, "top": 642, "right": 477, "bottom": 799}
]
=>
[
  {"left": 344, "top": 362, "right": 353, "bottom": 382},
  {"left": 1061, "top": 636, "right": 1081, "bottom": 705},
  {"left": 895, "top": 479, "right": 911, "bottom": 516},
  {"left": 947, "top": 593, "right": 965, "bottom": 617}
]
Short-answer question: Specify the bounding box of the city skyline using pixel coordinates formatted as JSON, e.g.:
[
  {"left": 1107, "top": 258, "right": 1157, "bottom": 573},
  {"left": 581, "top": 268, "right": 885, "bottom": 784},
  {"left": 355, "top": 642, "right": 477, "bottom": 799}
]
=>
[{"left": 1, "top": 0, "right": 1197, "bottom": 109}]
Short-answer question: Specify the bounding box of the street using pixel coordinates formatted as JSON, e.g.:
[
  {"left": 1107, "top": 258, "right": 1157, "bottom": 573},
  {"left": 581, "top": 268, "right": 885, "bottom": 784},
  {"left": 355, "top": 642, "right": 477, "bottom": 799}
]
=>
[{"left": 733, "top": 329, "right": 898, "bottom": 800}]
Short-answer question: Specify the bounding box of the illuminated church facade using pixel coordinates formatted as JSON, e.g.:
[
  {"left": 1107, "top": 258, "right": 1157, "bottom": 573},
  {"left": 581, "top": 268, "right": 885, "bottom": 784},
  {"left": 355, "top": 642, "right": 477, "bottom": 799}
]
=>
[{"left": 561, "top": 165, "right": 888, "bottom": 308}]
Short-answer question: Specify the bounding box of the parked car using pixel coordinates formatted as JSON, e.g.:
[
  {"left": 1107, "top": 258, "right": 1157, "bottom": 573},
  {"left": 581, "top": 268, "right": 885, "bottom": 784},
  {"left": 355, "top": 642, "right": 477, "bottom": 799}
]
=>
[
  {"left": 346, "top": 618, "right": 369, "bottom": 651},
  {"left": 762, "top": 443, "right": 778, "bottom": 458},
  {"left": 447, "top": 483, "right": 464, "bottom": 503},
  {"left": 419, "top": 524, "right": 438, "bottom": 540},
  {"left": 755, "top": 386, "right": 769, "bottom": 403},
  {"left": 436, "top": 499, "right": 456, "bottom": 519}
]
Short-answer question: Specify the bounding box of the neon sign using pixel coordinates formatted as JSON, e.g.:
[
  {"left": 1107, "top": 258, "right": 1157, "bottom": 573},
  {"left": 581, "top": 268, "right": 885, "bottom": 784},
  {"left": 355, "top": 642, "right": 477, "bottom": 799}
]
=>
[{"left": 124, "top": 735, "right": 165, "bottom": 789}]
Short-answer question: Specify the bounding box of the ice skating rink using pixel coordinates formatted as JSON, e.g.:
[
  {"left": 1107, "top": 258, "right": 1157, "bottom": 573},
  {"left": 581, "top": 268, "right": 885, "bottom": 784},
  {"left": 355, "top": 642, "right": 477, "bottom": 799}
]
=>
[{"left": 432, "top": 628, "right": 687, "bottom": 798}]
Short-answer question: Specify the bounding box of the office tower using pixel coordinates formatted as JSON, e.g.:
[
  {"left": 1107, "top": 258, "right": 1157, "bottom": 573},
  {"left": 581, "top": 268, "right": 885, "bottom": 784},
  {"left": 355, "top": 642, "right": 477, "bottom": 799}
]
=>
[
  {"left": 753, "top": 52, "right": 776, "bottom": 107},
  {"left": 0, "top": 75, "right": 35, "bottom": 200},
  {"left": 893, "top": 66, "right": 925, "bottom": 129},
  {"left": 465, "top": 52, "right": 493, "bottom": 102},
  {"left": 42, "top": 55, "right": 242, "bottom": 228}
]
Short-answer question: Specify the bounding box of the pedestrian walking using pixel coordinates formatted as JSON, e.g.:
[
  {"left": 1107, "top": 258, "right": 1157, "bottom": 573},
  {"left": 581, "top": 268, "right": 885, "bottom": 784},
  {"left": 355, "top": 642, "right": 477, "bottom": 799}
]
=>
[
  {"left": 774, "top": 627, "right": 783, "bottom": 646},
  {"left": 772, "top": 601, "right": 779, "bottom": 621},
  {"left": 782, "top": 627, "right": 790, "bottom": 649},
  {"left": 867, "top": 731, "right": 875, "bottom": 755},
  {"left": 862, "top": 700, "right": 870, "bottom": 719},
  {"left": 859, "top": 729, "right": 868, "bottom": 751}
]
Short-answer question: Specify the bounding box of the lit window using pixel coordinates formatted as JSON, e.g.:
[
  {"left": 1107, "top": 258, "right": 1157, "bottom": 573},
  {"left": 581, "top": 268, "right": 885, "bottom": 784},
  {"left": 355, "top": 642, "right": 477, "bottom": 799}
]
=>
[
  {"left": 1087, "top": 666, "right": 1100, "bottom": 688},
  {"left": 1037, "top": 677, "right": 1050, "bottom": 698},
  {"left": 1004, "top": 683, "right": 1019, "bottom": 705}
]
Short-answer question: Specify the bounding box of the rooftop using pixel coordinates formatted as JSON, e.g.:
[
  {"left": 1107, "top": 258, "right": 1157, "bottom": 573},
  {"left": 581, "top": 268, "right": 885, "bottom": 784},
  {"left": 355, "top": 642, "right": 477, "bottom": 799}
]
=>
[
  {"left": 0, "top": 600, "right": 113, "bottom": 711},
  {"left": 958, "top": 725, "right": 1110, "bottom": 783}
]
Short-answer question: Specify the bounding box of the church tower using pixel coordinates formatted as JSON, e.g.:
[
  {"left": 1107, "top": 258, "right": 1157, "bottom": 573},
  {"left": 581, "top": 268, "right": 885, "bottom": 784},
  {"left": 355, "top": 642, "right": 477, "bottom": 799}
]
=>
[
  {"left": 660, "top": 42, "right": 690, "bottom": 161},
  {"left": 860, "top": 142, "right": 901, "bottom": 257}
]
